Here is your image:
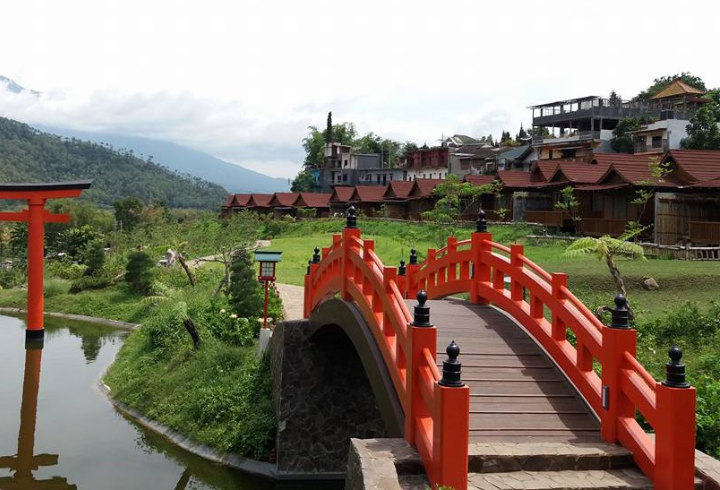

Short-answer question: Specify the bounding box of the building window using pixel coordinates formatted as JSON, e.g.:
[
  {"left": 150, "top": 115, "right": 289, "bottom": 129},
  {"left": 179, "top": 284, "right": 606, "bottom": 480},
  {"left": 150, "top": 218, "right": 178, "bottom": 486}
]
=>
[
  {"left": 651, "top": 135, "right": 662, "bottom": 149},
  {"left": 591, "top": 193, "right": 603, "bottom": 212},
  {"left": 343, "top": 174, "right": 348, "bottom": 182}
]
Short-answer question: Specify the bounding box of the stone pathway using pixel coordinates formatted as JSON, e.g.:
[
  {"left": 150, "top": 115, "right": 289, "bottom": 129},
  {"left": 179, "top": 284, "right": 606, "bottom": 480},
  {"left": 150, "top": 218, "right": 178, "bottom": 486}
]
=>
[{"left": 276, "top": 283, "right": 304, "bottom": 321}]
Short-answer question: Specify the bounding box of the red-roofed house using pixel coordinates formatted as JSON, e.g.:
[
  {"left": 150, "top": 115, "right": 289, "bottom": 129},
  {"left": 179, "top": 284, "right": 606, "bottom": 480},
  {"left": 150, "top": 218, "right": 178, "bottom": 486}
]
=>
[
  {"left": 295, "top": 192, "right": 331, "bottom": 218},
  {"left": 407, "top": 179, "right": 444, "bottom": 220},
  {"left": 382, "top": 181, "right": 415, "bottom": 219},
  {"left": 220, "top": 193, "right": 252, "bottom": 216},
  {"left": 329, "top": 186, "right": 356, "bottom": 215},
  {"left": 268, "top": 192, "right": 300, "bottom": 219},
  {"left": 247, "top": 193, "right": 274, "bottom": 215},
  {"left": 350, "top": 185, "right": 387, "bottom": 216}
]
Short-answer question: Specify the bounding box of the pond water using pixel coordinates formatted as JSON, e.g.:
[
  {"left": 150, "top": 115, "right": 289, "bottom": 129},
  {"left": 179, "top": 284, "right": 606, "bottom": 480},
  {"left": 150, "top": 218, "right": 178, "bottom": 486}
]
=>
[{"left": 0, "top": 315, "right": 339, "bottom": 489}]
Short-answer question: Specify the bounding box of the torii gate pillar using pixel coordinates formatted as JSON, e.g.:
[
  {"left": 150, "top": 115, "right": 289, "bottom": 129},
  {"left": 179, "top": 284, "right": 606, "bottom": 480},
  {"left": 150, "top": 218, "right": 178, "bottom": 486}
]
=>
[{"left": 0, "top": 181, "right": 92, "bottom": 341}]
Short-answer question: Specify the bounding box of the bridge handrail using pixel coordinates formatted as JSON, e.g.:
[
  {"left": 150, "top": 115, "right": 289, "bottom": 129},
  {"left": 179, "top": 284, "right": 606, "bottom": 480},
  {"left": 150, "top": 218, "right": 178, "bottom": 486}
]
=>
[
  {"left": 403, "top": 232, "right": 696, "bottom": 490},
  {"left": 305, "top": 226, "right": 470, "bottom": 490},
  {"left": 305, "top": 222, "right": 696, "bottom": 490}
]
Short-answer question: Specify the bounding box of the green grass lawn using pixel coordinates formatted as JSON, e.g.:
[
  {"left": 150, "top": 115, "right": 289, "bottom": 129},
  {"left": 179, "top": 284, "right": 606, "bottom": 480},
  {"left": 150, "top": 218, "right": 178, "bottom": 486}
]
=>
[{"left": 263, "top": 222, "right": 720, "bottom": 324}]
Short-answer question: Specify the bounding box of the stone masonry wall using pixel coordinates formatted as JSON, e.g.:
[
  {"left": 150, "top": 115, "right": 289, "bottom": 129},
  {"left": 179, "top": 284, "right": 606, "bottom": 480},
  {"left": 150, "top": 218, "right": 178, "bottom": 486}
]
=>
[{"left": 270, "top": 320, "right": 387, "bottom": 475}]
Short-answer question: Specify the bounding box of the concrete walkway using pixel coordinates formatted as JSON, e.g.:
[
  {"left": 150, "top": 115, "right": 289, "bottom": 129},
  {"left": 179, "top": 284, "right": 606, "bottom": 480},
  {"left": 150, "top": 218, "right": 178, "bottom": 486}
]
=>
[{"left": 276, "top": 283, "right": 304, "bottom": 321}]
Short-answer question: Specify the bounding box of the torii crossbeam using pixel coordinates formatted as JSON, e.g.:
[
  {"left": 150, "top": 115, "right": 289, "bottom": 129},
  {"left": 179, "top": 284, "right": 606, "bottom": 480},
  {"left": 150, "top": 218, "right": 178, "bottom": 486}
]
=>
[{"left": 0, "top": 181, "right": 92, "bottom": 341}]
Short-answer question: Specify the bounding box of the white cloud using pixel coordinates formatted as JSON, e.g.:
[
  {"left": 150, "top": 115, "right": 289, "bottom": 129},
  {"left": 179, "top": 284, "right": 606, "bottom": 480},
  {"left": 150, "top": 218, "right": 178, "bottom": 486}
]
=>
[{"left": 0, "top": 0, "right": 718, "bottom": 179}]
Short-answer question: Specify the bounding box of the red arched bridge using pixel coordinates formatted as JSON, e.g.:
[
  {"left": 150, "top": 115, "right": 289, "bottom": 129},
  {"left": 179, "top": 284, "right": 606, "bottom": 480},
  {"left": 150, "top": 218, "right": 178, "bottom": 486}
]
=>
[{"left": 303, "top": 208, "right": 696, "bottom": 490}]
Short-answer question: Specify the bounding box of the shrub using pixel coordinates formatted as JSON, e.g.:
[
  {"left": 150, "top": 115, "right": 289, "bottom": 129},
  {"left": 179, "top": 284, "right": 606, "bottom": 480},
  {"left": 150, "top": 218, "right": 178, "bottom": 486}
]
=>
[
  {"left": 44, "top": 278, "right": 70, "bottom": 297},
  {"left": 69, "top": 275, "right": 112, "bottom": 294},
  {"left": 80, "top": 239, "right": 106, "bottom": 276},
  {"left": 143, "top": 302, "right": 188, "bottom": 352},
  {"left": 46, "top": 260, "right": 87, "bottom": 280},
  {"left": 194, "top": 300, "right": 254, "bottom": 347},
  {"left": 644, "top": 302, "right": 720, "bottom": 345},
  {"left": 228, "top": 248, "right": 263, "bottom": 320},
  {"left": 125, "top": 251, "right": 155, "bottom": 295}
]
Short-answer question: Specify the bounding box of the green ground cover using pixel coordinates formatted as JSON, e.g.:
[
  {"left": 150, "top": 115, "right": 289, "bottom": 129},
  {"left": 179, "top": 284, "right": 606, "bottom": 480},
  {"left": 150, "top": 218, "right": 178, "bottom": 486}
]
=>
[{"left": 263, "top": 218, "right": 720, "bottom": 457}]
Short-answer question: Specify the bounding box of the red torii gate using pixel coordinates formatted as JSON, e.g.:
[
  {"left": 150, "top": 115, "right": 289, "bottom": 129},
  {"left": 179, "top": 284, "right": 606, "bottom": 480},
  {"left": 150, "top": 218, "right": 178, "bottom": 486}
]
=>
[{"left": 0, "top": 181, "right": 92, "bottom": 341}]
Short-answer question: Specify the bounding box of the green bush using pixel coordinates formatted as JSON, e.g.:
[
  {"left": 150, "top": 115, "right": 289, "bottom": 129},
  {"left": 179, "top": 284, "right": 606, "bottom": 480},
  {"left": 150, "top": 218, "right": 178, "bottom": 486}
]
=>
[
  {"left": 644, "top": 302, "right": 720, "bottom": 345},
  {"left": 46, "top": 260, "right": 87, "bottom": 280},
  {"left": 143, "top": 302, "right": 188, "bottom": 352},
  {"left": 125, "top": 251, "right": 155, "bottom": 295},
  {"left": 44, "top": 278, "right": 70, "bottom": 297},
  {"left": 69, "top": 275, "right": 113, "bottom": 294},
  {"left": 228, "top": 248, "right": 263, "bottom": 320},
  {"left": 192, "top": 298, "right": 254, "bottom": 346},
  {"left": 694, "top": 375, "right": 720, "bottom": 458},
  {"left": 80, "top": 239, "right": 106, "bottom": 276},
  {"left": 0, "top": 268, "right": 23, "bottom": 289}
]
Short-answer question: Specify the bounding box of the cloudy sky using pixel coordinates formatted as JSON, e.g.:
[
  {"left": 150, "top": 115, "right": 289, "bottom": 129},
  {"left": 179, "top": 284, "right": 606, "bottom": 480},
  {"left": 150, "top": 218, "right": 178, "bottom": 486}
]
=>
[{"left": 1, "top": 0, "right": 718, "bottom": 178}]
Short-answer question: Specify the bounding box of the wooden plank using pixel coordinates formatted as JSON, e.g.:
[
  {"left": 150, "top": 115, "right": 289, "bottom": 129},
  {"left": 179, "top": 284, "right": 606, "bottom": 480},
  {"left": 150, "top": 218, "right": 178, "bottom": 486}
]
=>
[{"left": 409, "top": 298, "right": 601, "bottom": 442}]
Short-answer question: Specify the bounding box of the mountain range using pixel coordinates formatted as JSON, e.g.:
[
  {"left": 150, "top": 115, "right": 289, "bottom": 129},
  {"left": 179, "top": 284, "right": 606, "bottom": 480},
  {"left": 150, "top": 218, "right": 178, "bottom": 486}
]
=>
[
  {"left": 1, "top": 75, "right": 290, "bottom": 194},
  {"left": 0, "top": 116, "right": 227, "bottom": 209}
]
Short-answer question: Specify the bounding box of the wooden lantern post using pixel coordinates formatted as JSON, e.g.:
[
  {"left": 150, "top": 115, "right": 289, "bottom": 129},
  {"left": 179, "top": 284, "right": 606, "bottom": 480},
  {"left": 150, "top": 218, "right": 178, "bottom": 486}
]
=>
[{"left": 254, "top": 250, "right": 282, "bottom": 328}]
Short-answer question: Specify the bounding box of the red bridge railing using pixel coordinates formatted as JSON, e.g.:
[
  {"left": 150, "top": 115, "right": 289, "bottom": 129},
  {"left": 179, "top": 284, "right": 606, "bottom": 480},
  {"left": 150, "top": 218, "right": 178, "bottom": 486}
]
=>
[{"left": 304, "top": 209, "right": 696, "bottom": 490}]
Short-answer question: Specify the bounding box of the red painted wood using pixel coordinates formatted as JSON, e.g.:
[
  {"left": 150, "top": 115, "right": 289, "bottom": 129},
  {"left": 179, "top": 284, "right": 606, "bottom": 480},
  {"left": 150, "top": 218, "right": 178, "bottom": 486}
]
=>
[{"left": 305, "top": 225, "right": 697, "bottom": 490}]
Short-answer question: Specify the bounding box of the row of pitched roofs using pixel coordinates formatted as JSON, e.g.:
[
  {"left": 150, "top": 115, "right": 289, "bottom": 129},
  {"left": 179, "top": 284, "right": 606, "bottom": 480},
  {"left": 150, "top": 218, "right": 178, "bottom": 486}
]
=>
[
  {"left": 223, "top": 150, "right": 720, "bottom": 213},
  {"left": 496, "top": 150, "right": 720, "bottom": 191},
  {"left": 222, "top": 176, "right": 497, "bottom": 212}
]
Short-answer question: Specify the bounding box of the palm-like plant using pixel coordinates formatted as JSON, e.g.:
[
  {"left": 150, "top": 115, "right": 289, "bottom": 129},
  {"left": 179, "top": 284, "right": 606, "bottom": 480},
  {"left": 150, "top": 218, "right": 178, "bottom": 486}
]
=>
[{"left": 564, "top": 232, "right": 646, "bottom": 315}]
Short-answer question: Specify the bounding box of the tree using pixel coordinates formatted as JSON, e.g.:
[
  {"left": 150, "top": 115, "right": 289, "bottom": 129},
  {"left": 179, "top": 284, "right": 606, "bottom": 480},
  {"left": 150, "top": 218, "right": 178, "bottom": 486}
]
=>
[
  {"left": 53, "top": 225, "right": 101, "bottom": 261},
  {"left": 516, "top": 124, "right": 528, "bottom": 141},
  {"left": 401, "top": 141, "right": 419, "bottom": 156},
  {"left": 227, "top": 248, "right": 264, "bottom": 320},
  {"left": 80, "top": 239, "right": 106, "bottom": 276},
  {"left": 290, "top": 170, "right": 314, "bottom": 192},
  {"left": 610, "top": 116, "right": 654, "bottom": 153},
  {"left": 554, "top": 186, "right": 580, "bottom": 230},
  {"left": 608, "top": 90, "right": 622, "bottom": 107},
  {"left": 634, "top": 72, "right": 707, "bottom": 102},
  {"left": 113, "top": 197, "right": 144, "bottom": 232},
  {"left": 563, "top": 231, "right": 646, "bottom": 317},
  {"left": 422, "top": 175, "right": 493, "bottom": 224},
  {"left": 684, "top": 90, "right": 720, "bottom": 150},
  {"left": 302, "top": 122, "right": 357, "bottom": 168},
  {"left": 125, "top": 251, "right": 154, "bottom": 295}
]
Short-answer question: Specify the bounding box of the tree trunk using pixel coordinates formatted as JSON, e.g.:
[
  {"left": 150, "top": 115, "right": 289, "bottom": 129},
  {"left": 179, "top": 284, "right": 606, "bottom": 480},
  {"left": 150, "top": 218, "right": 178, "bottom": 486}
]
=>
[
  {"left": 605, "top": 254, "right": 635, "bottom": 320},
  {"left": 177, "top": 254, "right": 196, "bottom": 287},
  {"left": 183, "top": 318, "right": 200, "bottom": 349}
]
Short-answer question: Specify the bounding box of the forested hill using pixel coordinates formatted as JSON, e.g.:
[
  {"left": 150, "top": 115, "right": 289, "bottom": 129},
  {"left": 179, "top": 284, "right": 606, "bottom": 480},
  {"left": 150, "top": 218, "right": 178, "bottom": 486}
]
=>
[{"left": 0, "top": 117, "right": 228, "bottom": 209}]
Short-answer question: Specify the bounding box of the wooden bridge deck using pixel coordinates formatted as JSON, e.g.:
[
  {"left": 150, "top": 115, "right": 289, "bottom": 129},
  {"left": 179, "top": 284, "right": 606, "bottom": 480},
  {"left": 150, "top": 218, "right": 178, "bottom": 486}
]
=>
[{"left": 409, "top": 298, "right": 601, "bottom": 443}]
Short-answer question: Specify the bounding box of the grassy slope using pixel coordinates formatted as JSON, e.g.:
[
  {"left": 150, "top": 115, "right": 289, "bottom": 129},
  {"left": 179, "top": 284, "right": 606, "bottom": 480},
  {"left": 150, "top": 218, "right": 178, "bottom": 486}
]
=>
[{"left": 264, "top": 221, "right": 720, "bottom": 324}]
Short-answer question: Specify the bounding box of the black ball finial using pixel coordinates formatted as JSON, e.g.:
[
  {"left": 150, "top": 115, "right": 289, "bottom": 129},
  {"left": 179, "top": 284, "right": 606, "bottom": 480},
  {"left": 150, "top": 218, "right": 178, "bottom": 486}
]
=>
[
  {"left": 346, "top": 205, "right": 357, "bottom": 228},
  {"left": 409, "top": 248, "right": 418, "bottom": 265},
  {"left": 306, "top": 259, "right": 312, "bottom": 275},
  {"left": 610, "top": 293, "right": 630, "bottom": 329},
  {"left": 412, "top": 290, "right": 431, "bottom": 327},
  {"left": 476, "top": 209, "right": 487, "bottom": 232},
  {"left": 398, "top": 260, "right": 406, "bottom": 276},
  {"left": 614, "top": 294, "right": 627, "bottom": 309},
  {"left": 668, "top": 345, "right": 683, "bottom": 363},
  {"left": 663, "top": 345, "right": 690, "bottom": 388},
  {"left": 439, "top": 340, "right": 464, "bottom": 387},
  {"left": 313, "top": 247, "right": 321, "bottom": 263}
]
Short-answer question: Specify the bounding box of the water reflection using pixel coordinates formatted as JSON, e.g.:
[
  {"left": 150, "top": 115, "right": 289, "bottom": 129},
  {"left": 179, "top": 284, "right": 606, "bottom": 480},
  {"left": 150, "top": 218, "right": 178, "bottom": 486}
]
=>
[
  {"left": 0, "top": 317, "right": 338, "bottom": 490},
  {"left": 0, "top": 344, "right": 77, "bottom": 489}
]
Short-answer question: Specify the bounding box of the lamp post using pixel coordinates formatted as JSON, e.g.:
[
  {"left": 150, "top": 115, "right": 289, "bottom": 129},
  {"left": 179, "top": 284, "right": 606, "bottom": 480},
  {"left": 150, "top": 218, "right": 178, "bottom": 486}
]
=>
[{"left": 254, "top": 251, "right": 282, "bottom": 328}]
